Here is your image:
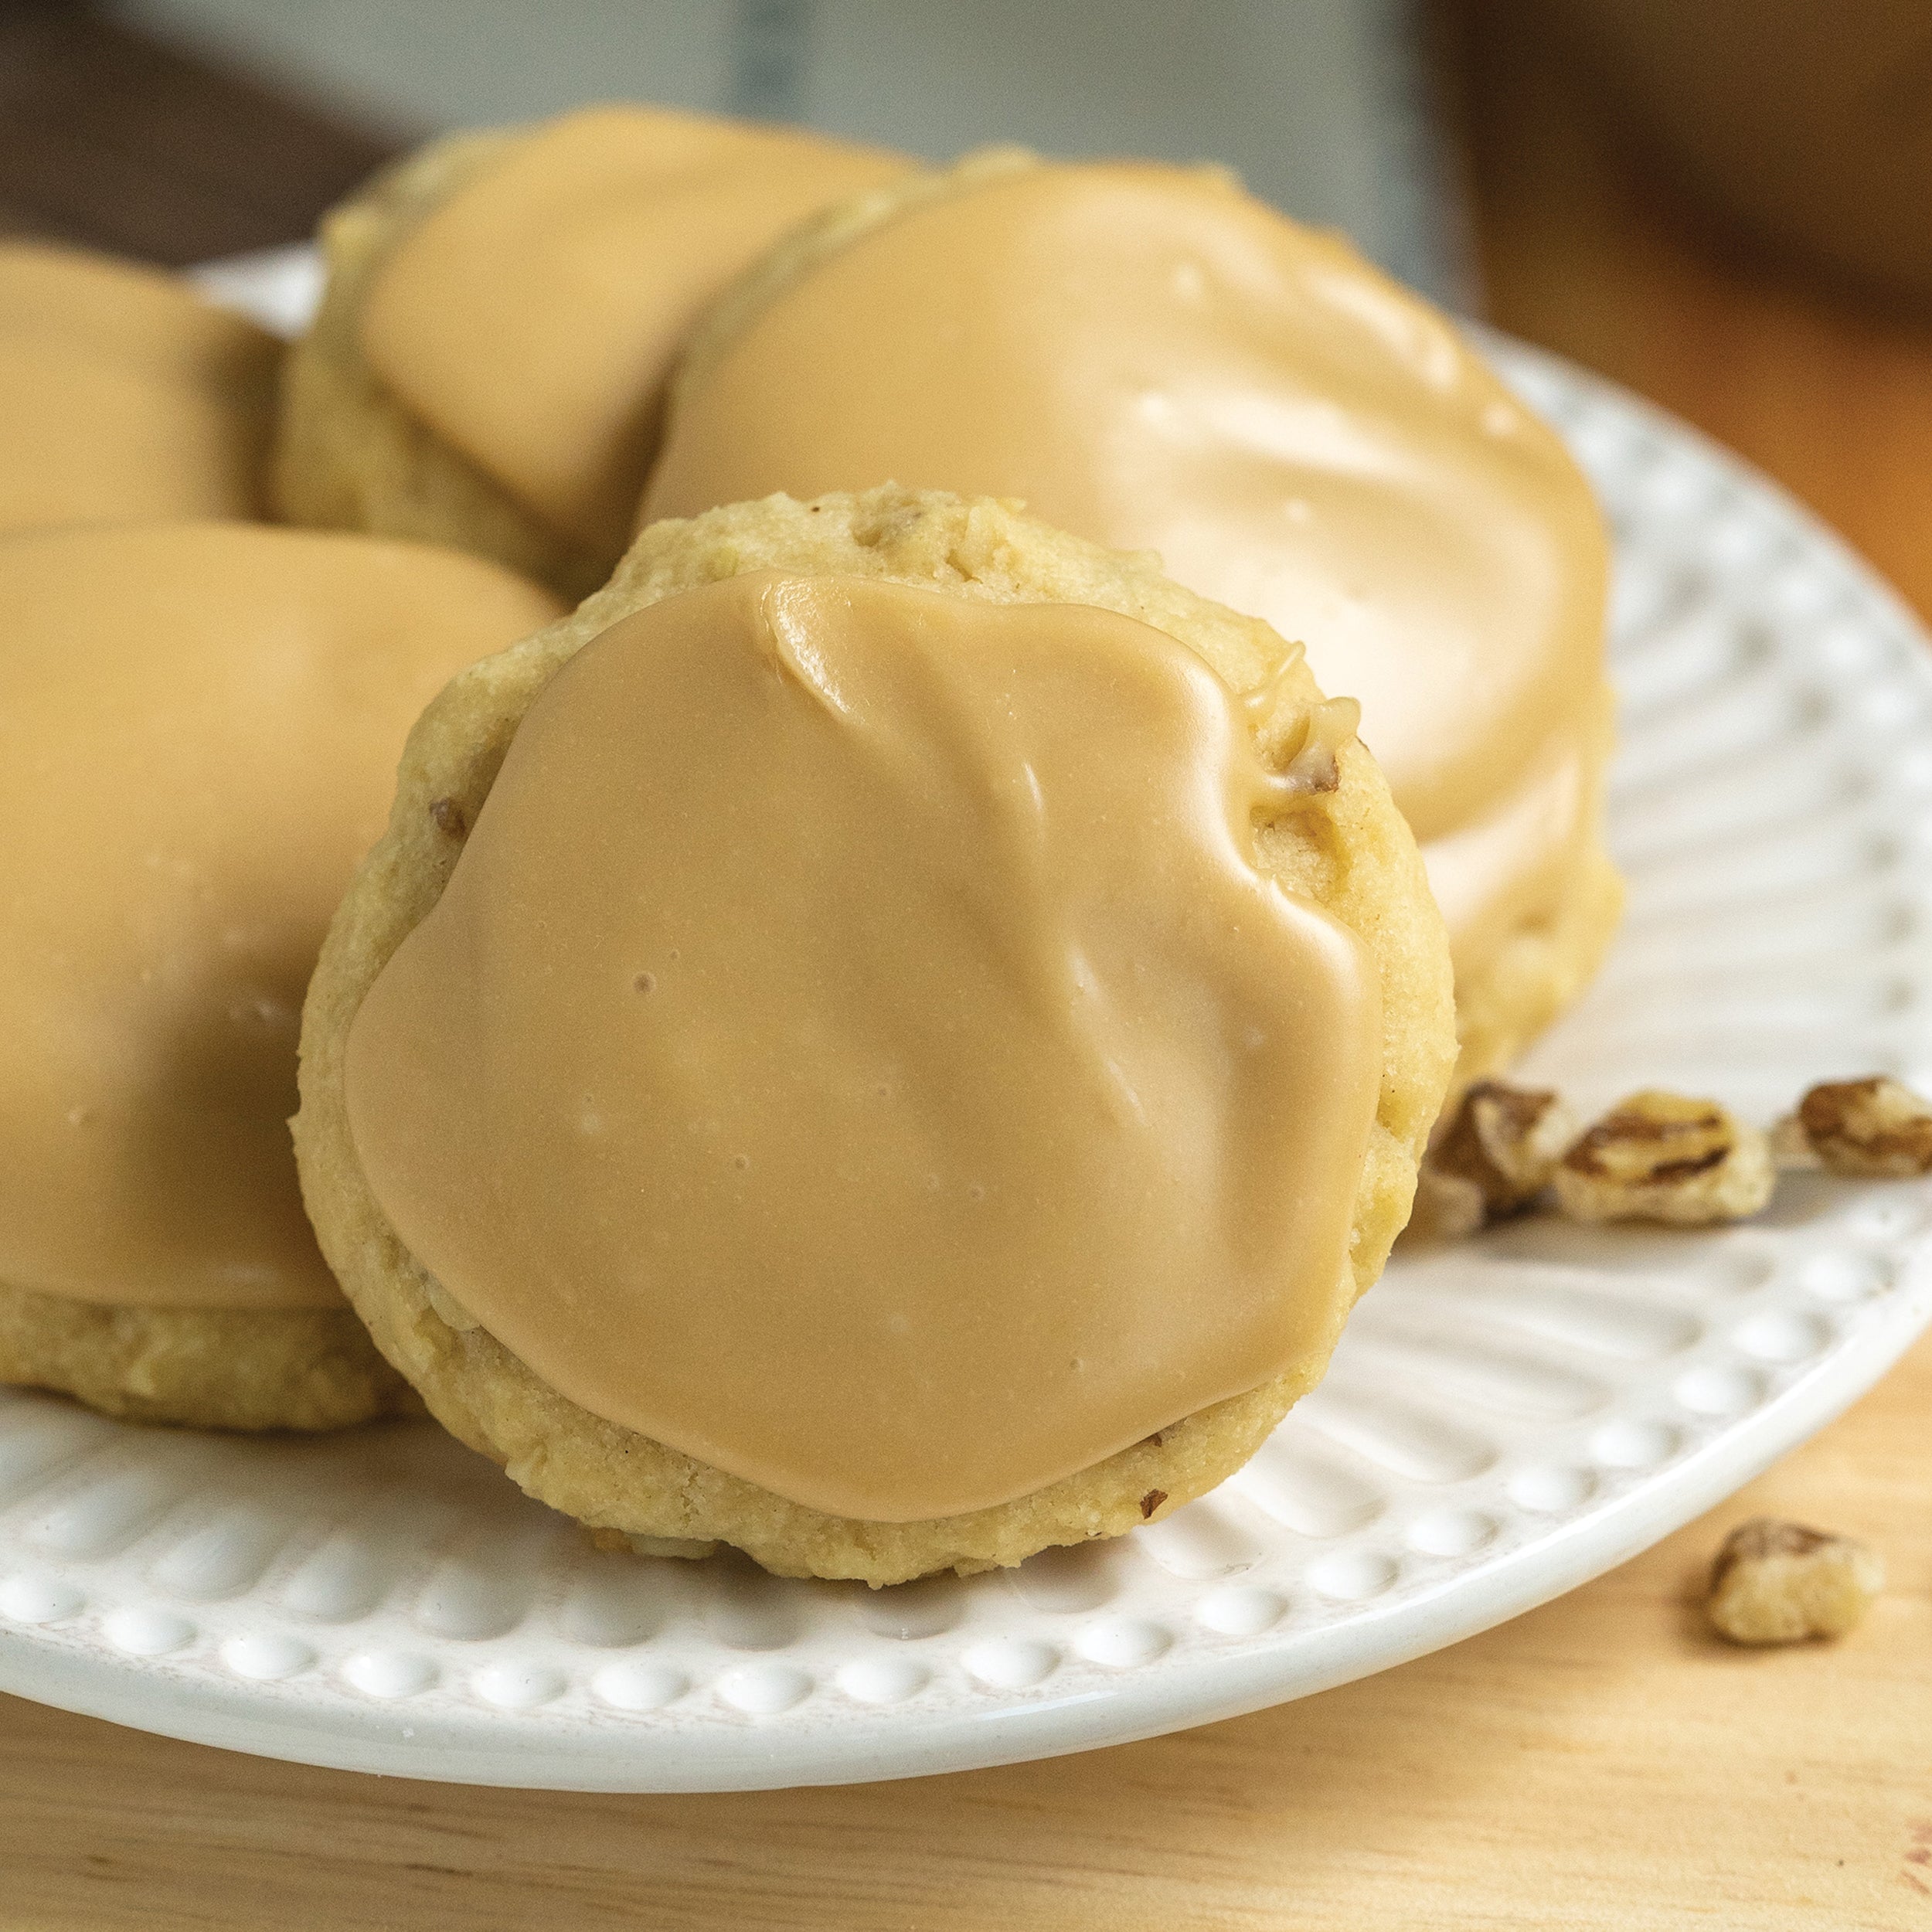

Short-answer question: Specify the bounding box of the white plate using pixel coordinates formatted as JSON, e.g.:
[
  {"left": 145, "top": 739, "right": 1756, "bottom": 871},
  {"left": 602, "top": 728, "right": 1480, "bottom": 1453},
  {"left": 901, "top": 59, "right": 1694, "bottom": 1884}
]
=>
[{"left": 2, "top": 258, "right": 1930, "bottom": 1793}]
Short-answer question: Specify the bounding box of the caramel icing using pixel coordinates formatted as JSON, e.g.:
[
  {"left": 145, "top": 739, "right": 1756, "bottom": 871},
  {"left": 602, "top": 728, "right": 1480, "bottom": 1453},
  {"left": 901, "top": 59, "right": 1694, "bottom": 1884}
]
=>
[
  {"left": 0, "top": 524, "right": 561, "bottom": 1309},
  {"left": 641, "top": 163, "right": 1611, "bottom": 981},
  {"left": 345, "top": 572, "right": 1380, "bottom": 1521},
  {"left": 359, "top": 106, "right": 910, "bottom": 560},
  {"left": 0, "top": 242, "right": 279, "bottom": 534}
]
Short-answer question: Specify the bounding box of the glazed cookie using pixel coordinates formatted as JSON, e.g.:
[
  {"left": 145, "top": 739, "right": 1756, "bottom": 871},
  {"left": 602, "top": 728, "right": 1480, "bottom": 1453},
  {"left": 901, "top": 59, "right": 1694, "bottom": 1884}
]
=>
[
  {"left": 296, "top": 485, "right": 1457, "bottom": 1583},
  {"left": 0, "top": 240, "right": 280, "bottom": 535},
  {"left": 274, "top": 104, "right": 911, "bottom": 597},
  {"left": 0, "top": 523, "right": 562, "bottom": 1428},
  {"left": 643, "top": 155, "right": 1623, "bottom": 1093}
]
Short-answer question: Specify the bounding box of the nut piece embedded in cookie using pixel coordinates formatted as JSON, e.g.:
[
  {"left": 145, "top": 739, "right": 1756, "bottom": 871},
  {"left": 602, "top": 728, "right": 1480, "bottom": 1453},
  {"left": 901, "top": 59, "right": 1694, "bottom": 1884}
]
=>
[
  {"left": 1553, "top": 1089, "right": 1774, "bottom": 1226},
  {"left": 1706, "top": 1518, "right": 1883, "bottom": 1645},
  {"left": 1412, "top": 1080, "right": 1576, "bottom": 1236},
  {"left": 1780, "top": 1076, "right": 1932, "bottom": 1179}
]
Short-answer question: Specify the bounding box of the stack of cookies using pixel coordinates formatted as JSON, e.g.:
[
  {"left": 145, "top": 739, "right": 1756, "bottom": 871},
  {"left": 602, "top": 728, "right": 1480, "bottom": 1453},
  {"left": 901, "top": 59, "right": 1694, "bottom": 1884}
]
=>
[{"left": 1, "top": 104, "right": 1620, "bottom": 1583}]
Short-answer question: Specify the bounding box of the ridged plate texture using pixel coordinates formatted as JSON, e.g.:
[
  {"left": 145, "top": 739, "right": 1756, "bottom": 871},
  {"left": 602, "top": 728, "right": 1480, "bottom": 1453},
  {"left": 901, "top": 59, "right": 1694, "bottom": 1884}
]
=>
[{"left": 2, "top": 259, "right": 1929, "bottom": 1788}]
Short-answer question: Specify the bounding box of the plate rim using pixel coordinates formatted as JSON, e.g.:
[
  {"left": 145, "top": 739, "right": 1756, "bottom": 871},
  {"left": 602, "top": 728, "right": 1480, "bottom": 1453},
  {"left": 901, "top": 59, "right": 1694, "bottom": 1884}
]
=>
[
  {"left": 4, "top": 291, "right": 1931, "bottom": 1789},
  {"left": 3, "top": 1257, "right": 1927, "bottom": 1791}
]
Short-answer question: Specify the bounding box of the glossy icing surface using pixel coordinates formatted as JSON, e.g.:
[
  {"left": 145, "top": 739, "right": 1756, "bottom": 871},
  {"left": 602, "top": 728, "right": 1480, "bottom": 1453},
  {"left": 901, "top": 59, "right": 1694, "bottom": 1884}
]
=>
[
  {"left": 0, "top": 242, "right": 279, "bottom": 535},
  {"left": 345, "top": 572, "right": 1380, "bottom": 1519},
  {"left": 641, "top": 163, "right": 1611, "bottom": 976},
  {"left": 0, "top": 524, "right": 561, "bottom": 1308},
  {"left": 362, "top": 105, "right": 909, "bottom": 558}
]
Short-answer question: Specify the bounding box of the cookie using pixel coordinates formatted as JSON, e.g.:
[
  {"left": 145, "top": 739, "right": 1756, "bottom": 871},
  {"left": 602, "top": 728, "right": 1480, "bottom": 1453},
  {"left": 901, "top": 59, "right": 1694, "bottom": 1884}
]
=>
[
  {"left": 642, "top": 154, "right": 1623, "bottom": 1094},
  {"left": 0, "top": 1294, "right": 412, "bottom": 1434},
  {"left": 0, "top": 523, "right": 561, "bottom": 1427},
  {"left": 0, "top": 240, "right": 279, "bottom": 535},
  {"left": 274, "top": 105, "right": 911, "bottom": 597},
  {"left": 295, "top": 485, "right": 1456, "bottom": 1581}
]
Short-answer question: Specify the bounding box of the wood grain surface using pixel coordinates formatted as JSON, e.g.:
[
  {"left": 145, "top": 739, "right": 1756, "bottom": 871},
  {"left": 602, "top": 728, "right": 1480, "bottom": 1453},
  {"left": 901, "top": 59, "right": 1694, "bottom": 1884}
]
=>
[{"left": 5, "top": 9, "right": 1932, "bottom": 1927}]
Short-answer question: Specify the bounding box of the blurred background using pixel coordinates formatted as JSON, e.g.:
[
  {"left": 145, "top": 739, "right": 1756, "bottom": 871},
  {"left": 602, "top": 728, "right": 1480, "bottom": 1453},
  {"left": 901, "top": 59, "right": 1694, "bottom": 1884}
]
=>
[
  {"left": 2, "top": 0, "right": 1929, "bottom": 610},
  {"left": 0, "top": 0, "right": 1464, "bottom": 298}
]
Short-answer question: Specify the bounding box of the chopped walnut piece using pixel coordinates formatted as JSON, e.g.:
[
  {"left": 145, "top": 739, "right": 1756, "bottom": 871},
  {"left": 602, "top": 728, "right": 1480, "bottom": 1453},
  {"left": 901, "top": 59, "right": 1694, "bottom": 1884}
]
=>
[
  {"left": 1767, "top": 1111, "right": 1820, "bottom": 1172},
  {"left": 1413, "top": 1080, "right": 1576, "bottom": 1236},
  {"left": 1139, "top": 1488, "right": 1168, "bottom": 1520},
  {"left": 1409, "top": 1162, "right": 1486, "bottom": 1240},
  {"left": 428, "top": 795, "right": 468, "bottom": 838},
  {"left": 1553, "top": 1089, "right": 1774, "bottom": 1226},
  {"left": 1706, "top": 1518, "right": 1883, "bottom": 1645},
  {"left": 1781, "top": 1076, "right": 1932, "bottom": 1179}
]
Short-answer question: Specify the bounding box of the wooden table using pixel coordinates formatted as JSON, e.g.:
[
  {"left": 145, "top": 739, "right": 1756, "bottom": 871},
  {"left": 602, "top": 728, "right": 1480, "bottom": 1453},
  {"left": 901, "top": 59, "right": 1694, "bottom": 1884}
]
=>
[{"left": 6, "top": 10, "right": 1932, "bottom": 1927}]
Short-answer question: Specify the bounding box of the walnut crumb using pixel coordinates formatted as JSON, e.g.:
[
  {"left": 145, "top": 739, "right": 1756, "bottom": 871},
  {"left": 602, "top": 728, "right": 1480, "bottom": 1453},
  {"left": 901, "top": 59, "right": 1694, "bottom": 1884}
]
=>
[
  {"left": 1139, "top": 1488, "right": 1168, "bottom": 1520},
  {"left": 1768, "top": 1111, "right": 1820, "bottom": 1172},
  {"left": 1412, "top": 1080, "right": 1576, "bottom": 1237},
  {"left": 1552, "top": 1089, "right": 1774, "bottom": 1226},
  {"left": 1777, "top": 1076, "right": 1932, "bottom": 1179},
  {"left": 428, "top": 795, "right": 468, "bottom": 838},
  {"left": 421, "top": 1273, "right": 480, "bottom": 1333},
  {"left": 1706, "top": 1518, "right": 1883, "bottom": 1645},
  {"left": 1282, "top": 695, "right": 1359, "bottom": 794},
  {"left": 1409, "top": 1163, "right": 1486, "bottom": 1240}
]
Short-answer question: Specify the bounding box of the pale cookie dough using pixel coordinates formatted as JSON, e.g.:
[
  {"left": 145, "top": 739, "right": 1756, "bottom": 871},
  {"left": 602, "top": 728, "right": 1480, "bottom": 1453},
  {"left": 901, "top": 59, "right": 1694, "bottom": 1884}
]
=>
[
  {"left": 1553, "top": 1090, "right": 1774, "bottom": 1226},
  {"left": 0, "top": 1290, "right": 413, "bottom": 1433},
  {"left": 1706, "top": 1519, "right": 1883, "bottom": 1645},
  {"left": 273, "top": 107, "right": 909, "bottom": 598},
  {"left": 1441, "top": 851, "right": 1623, "bottom": 1095},
  {"left": 296, "top": 485, "right": 1457, "bottom": 1583}
]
